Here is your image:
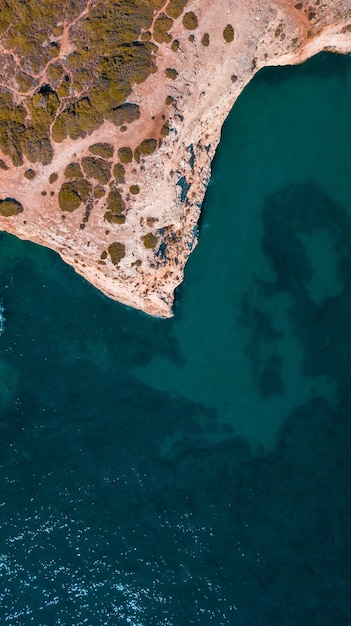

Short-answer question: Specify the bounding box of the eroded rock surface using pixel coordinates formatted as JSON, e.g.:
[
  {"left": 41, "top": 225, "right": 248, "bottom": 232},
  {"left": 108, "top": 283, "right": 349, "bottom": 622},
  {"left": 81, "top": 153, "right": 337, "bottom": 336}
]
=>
[{"left": 0, "top": 0, "right": 351, "bottom": 316}]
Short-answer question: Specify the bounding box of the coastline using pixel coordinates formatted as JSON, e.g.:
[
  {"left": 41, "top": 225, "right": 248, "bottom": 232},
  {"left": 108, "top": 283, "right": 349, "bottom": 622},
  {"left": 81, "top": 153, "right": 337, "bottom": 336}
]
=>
[{"left": 1, "top": 0, "right": 351, "bottom": 317}]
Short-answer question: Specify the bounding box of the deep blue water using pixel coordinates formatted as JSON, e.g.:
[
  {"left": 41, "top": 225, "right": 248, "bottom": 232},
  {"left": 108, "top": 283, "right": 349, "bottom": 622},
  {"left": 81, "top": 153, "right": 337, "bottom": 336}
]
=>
[{"left": 1, "top": 53, "right": 351, "bottom": 625}]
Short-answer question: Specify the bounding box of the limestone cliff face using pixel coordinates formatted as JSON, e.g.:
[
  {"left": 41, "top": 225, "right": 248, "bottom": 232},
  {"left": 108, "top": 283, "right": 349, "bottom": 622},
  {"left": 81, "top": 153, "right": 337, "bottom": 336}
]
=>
[{"left": 0, "top": 0, "right": 351, "bottom": 317}]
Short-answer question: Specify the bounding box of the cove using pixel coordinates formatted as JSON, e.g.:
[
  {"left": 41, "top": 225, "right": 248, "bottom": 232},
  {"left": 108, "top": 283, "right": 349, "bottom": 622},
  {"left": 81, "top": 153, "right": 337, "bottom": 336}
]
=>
[
  {"left": 0, "top": 53, "right": 351, "bottom": 625},
  {"left": 137, "top": 51, "right": 351, "bottom": 451}
]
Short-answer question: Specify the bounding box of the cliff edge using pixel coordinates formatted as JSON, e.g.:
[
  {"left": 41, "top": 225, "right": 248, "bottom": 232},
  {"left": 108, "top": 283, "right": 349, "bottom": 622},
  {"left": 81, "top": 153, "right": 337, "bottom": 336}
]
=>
[{"left": 0, "top": 0, "right": 351, "bottom": 316}]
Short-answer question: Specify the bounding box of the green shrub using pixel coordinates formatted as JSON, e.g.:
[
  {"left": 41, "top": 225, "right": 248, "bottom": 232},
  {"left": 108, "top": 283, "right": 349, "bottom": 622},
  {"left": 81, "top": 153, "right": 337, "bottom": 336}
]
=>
[
  {"left": 134, "top": 138, "right": 157, "bottom": 163},
  {"left": 130, "top": 184, "right": 140, "bottom": 194},
  {"left": 104, "top": 211, "right": 126, "bottom": 224},
  {"left": 24, "top": 169, "right": 36, "bottom": 180},
  {"left": 58, "top": 183, "right": 82, "bottom": 212},
  {"left": 0, "top": 198, "right": 23, "bottom": 216},
  {"left": 64, "top": 163, "right": 83, "bottom": 178},
  {"left": 94, "top": 186, "right": 105, "bottom": 198},
  {"left": 183, "top": 12, "right": 198, "bottom": 30},
  {"left": 81, "top": 156, "right": 111, "bottom": 184},
  {"left": 165, "top": 68, "right": 178, "bottom": 80},
  {"left": 166, "top": 0, "right": 188, "bottom": 19},
  {"left": 106, "top": 103, "right": 140, "bottom": 127},
  {"left": 201, "top": 33, "right": 210, "bottom": 46},
  {"left": 89, "top": 143, "right": 114, "bottom": 158},
  {"left": 153, "top": 14, "right": 173, "bottom": 43},
  {"left": 107, "top": 189, "right": 125, "bottom": 213},
  {"left": 142, "top": 233, "right": 158, "bottom": 248},
  {"left": 113, "top": 163, "right": 125, "bottom": 183},
  {"left": 108, "top": 241, "right": 126, "bottom": 264},
  {"left": 58, "top": 178, "right": 92, "bottom": 211},
  {"left": 118, "top": 146, "right": 133, "bottom": 164},
  {"left": 223, "top": 24, "right": 234, "bottom": 42}
]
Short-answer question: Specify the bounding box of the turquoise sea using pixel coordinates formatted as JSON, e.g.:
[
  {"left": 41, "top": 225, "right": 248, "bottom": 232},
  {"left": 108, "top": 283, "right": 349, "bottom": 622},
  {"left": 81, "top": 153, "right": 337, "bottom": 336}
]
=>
[{"left": 1, "top": 52, "right": 351, "bottom": 624}]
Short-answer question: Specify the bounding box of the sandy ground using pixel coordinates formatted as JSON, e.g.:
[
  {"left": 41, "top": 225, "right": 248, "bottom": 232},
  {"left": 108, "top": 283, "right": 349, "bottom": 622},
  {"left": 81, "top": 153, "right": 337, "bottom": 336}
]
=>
[{"left": 1, "top": 0, "right": 351, "bottom": 317}]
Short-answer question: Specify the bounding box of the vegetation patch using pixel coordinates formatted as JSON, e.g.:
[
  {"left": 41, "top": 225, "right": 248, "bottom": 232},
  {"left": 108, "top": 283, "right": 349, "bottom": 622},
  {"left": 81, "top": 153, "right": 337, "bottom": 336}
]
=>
[
  {"left": 0, "top": 0, "right": 166, "bottom": 167},
  {"left": 153, "top": 14, "right": 173, "bottom": 44},
  {"left": 183, "top": 12, "right": 198, "bottom": 30},
  {"left": 107, "top": 189, "right": 125, "bottom": 214},
  {"left": 201, "top": 33, "right": 210, "bottom": 46},
  {"left": 113, "top": 163, "right": 126, "bottom": 183},
  {"left": 0, "top": 159, "right": 9, "bottom": 170},
  {"left": 104, "top": 211, "right": 126, "bottom": 224},
  {"left": 118, "top": 147, "right": 133, "bottom": 164},
  {"left": 93, "top": 186, "right": 105, "bottom": 199},
  {"left": 64, "top": 163, "right": 83, "bottom": 179},
  {"left": 160, "top": 122, "right": 170, "bottom": 137},
  {"left": 223, "top": 24, "right": 234, "bottom": 42},
  {"left": 58, "top": 179, "right": 92, "bottom": 211},
  {"left": 108, "top": 241, "right": 126, "bottom": 265},
  {"left": 59, "top": 183, "right": 82, "bottom": 212},
  {"left": 134, "top": 138, "right": 157, "bottom": 163},
  {"left": 49, "top": 172, "right": 58, "bottom": 184},
  {"left": 165, "top": 96, "right": 175, "bottom": 105},
  {"left": 165, "top": 68, "right": 178, "bottom": 80},
  {"left": 142, "top": 233, "right": 159, "bottom": 249},
  {"left": 106, "top": 103, "right": 141, "bottom": 127},
  {"left": 166, "top": 0, "right": 188, "bottom": 19},
  {"left": 89, "top": 143, "right": 114, "bottom": 159},
  {"left": 81, "top": 157, "right": 111, "bottom": 184},
  {"left": 24, "top": 169, "right": 36, "bottom": 180},
  {"left": 130, "top": 184, "right": 140, "bottom": 195},
  {"left": 0, "top": 197, "right": 23, "bottom": 216},
  {"left": 171, "top": 39, "right": 180, "bottom": 52}
]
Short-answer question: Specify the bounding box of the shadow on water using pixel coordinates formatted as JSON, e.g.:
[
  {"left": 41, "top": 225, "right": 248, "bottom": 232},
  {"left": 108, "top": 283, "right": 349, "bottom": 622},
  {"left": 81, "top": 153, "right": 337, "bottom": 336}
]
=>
[
  {"left": 0, "top": 52, "right": 351, "bottom": 625},
  {"left": 255, "top": 50, "right": 351, "bottom": 85}
]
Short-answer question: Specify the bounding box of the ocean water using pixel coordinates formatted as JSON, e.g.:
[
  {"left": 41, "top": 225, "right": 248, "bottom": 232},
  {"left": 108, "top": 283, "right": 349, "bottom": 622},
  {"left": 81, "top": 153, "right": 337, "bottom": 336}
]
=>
[{"left": 1, "top": 52, "right": 351, "bottom": 625}]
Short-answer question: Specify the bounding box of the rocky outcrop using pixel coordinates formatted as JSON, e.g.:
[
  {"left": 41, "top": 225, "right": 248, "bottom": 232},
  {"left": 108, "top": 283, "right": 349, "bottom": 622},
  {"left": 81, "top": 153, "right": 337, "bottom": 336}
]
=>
[{"left": 0, "top": 0, "right": 351, "bottom": 317}]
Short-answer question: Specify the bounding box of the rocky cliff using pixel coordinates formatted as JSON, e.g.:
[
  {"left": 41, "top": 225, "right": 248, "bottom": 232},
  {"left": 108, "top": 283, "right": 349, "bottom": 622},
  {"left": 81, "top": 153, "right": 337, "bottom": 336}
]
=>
[{"left": 0, "top": 0, "right": 350, "bottom": 316}]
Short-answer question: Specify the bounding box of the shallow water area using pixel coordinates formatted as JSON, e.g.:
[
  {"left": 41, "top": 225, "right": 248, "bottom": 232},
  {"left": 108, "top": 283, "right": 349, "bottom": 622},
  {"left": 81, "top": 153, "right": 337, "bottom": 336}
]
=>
[
  {"left": 138, "top": 52, "right": 351, "bottom": 451},
  {"left": 0, "top": 53, "right": 351, "bottom": 625}
]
